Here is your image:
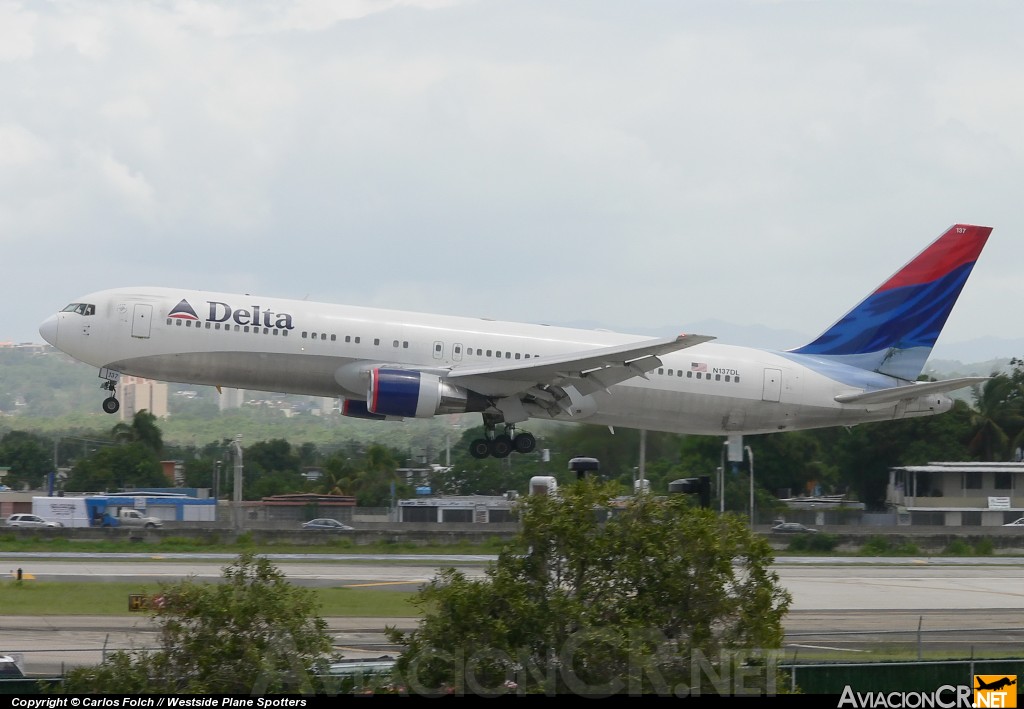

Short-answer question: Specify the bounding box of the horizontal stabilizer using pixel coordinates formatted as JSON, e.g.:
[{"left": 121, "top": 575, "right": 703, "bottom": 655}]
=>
[{"left": 834, "top": 377, "right": 989, "bottom": 405}]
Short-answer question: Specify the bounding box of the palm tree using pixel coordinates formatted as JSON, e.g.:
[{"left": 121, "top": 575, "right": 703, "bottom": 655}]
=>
[
  {"left": 109, "top": 411, "right": 164, "bottom": 453},
  {"left": 969, "top": 375, "right": 1024, "bottom": 461}
]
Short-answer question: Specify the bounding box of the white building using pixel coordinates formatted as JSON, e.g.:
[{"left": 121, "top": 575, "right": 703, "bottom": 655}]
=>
[
  {"left": 887, "top": 461, "right": 1024, "bottom": 526},
  {"left": 120, "top": 376, "right": 168, "bottom": 420}
]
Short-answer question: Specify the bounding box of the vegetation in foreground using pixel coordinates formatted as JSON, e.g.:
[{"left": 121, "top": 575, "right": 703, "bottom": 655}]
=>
[
  {"left": 0, "top": 577, "right": 418, "bottom": 617},
  {"left": 59, "top": 553, "right": 336, "bottom": 694},
  {"left": 389, "top": 481, "right": 792, "bottom": 695}
]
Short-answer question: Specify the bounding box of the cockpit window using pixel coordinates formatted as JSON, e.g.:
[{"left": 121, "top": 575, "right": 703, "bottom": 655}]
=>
[{"left": 61, "top": 303, "right": 95, "bottom": 316}]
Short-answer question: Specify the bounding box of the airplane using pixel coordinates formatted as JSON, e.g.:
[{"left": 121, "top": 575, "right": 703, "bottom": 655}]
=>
[
  {"left": 38, "top": 223, "right": 992, "bottom": 459},
  {"left": 975, "top": 676, "right": 1016, "bottom": 691}
]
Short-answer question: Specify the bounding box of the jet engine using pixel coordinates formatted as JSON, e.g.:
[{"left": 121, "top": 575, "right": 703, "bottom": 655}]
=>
[
  {"left": 341, "top": 399, "right": 392, "bottom": 421},
  {"left": 368, "top": 368, "right": 489, "bottom": 418}
]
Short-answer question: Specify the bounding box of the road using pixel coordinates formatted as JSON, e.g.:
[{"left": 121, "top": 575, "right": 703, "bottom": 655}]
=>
[{"left": 2, "top": 554, "right": 1022, "bottom": 674}]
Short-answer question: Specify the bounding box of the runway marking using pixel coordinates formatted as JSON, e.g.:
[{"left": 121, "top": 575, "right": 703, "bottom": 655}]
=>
[
  {"left": 787, "top": 644, "right": 866, "bottom": 653},
  {"left": 343, "top": 581, "right": 428, "bottom": 588}
]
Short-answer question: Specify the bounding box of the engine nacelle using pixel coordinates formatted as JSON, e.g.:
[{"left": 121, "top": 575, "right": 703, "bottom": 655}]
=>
[
  {"left": 341, "top": 399, "right": 396, "bottom": 421},
  {"left": 368, "top": 368, "right": 489, "bottom": 418}
]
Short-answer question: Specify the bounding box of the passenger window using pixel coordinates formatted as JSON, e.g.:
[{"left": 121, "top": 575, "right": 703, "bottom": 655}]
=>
[{"left": 374, "top": 338, "right": 380, "bottom": 346}]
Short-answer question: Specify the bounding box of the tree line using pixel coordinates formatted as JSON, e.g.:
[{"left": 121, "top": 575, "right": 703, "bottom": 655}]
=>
[{"left": 3, "top": 360, "right": 1023, "bottom": 509}]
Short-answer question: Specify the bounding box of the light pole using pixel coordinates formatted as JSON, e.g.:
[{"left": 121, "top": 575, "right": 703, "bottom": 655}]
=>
[
  {"left": 745, "top": 445, "right": 755, "bottom": 526},
  {"left": 719, "top": 441, "right": 728, "bottom": 513}
]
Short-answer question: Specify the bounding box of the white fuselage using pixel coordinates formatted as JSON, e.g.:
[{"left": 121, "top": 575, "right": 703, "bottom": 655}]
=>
[{"left": 41, "top": 287, "right": 953, "bottom": 436}]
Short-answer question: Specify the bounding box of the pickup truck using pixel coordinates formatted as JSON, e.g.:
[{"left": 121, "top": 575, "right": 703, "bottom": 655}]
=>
[{"left": 104, "top": 509, "right": 163, "bottom": 529}]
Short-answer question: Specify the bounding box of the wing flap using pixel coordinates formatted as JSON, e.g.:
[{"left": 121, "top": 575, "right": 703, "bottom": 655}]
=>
[
  {"left": 448, "top": 333, "right": 714, "bottom": 386},
  {"left": 834, "top": 376, "right": 989, "bottom": 405}
]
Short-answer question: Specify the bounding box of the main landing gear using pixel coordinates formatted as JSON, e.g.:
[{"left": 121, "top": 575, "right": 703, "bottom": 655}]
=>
[{"left": 469, "top": 420, "right": 537, "bottom": 459}]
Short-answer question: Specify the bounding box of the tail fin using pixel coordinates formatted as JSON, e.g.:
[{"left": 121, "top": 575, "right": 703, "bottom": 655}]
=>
[{"left": 790, "top": 223, "right": 992, "bottom": 381}]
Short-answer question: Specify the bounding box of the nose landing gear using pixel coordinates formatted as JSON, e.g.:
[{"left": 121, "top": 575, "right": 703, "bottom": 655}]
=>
[{"left": 100, "top": 373, "right": 120, "bottom": 414}]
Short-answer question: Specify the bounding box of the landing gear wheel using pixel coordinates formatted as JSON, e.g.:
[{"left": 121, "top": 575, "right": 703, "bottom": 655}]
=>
[
  {"left": 513, "top": 432, "right": 537, "bottom": 454},
  {"left": 489, "top": 435, "right": 513, "bottom": 459},
  {"left": 469, "top": 439, "right": 491, "bottom": 459},
  {"left": 102, "top": 397, "right": 120, "bottom": 414}
]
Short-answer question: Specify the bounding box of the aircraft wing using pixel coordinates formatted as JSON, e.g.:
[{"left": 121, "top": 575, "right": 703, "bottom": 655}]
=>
[
  {"left": 834, "top": 377, "right": 990, "bottom": 405},
  {"left": 447, "top": 333, "right": 715, "bottom": 397}
]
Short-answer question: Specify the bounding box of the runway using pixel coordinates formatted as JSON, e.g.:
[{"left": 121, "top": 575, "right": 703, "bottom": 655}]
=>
[{"left": 2, "top": 554, "right": 1022, "bottom": 675}]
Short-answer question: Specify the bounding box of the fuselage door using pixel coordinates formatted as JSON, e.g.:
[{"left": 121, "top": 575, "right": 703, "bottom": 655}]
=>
[
  {"left": 762, "top": 368, "right": 782, "bottom": 403},
  {"left": 132, "top": 304, "right": 153, "bottom": 339}
]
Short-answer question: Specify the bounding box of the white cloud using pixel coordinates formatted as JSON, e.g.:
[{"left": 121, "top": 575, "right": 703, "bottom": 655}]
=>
[{"left": 3, "top": 0, "right": 1023, "bottom": 357}]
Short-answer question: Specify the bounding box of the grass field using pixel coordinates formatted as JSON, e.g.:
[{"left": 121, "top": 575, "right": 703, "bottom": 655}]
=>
[
  {"left": 0, "top": 532, "right": 514, "bottom": 556},
  {"left": 0, "top": 578, "right": 421, "bottom": 617}
]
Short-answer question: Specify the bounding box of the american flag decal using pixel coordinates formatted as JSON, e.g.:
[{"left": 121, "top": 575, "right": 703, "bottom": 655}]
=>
[{"left": 691, "top": 362, "right": 707, "bottom": 373}]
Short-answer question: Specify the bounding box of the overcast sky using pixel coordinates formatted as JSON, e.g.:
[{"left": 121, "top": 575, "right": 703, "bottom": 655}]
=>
[{"left": 3, "top": 1, "right": 1022, "bottom": 360}]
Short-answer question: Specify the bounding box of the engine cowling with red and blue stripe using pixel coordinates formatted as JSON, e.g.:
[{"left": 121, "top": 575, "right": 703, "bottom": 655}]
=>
[
  {"left": 341, "top": 399, "right": 390, "bottom": 421},
  {"left": 367, "top": 368, "right": 490, "bottom": 418}
]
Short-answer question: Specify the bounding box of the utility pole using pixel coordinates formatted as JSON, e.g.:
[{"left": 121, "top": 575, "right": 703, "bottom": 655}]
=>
[
  {"left": 230, "top": 435, "right": 243, "bottom": 531},
  {"left": 637, "top": 429, "right": 647, "bottom": 494},
  {"left": 746, "top": 445, "right": 755, "bottom": 527}
]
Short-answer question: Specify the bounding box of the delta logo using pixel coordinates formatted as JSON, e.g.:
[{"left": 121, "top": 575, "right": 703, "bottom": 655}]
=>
[
  {"left": 168, "top": 299, "right": 201, "bottom": 321},
  {"left": 974, "top": 675, "right": 1017, "bottom": 708},
  {"left": 169, "top": 298, "right": 295, "bottom": 330}
]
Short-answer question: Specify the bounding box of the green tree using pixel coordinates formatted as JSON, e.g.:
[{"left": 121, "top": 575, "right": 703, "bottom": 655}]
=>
[
  {"left": 60, "top": 553, "right": 334, "bottom": 694},
  {"left": 389, "top": 481, "right": 791, "bottom": 696},
  {"left": 243, "top": 439, "right": 304, "bottom": 499},
  {"left": 969, "top": 375, "right": 1024, "bottom": 461},
  {"left": 64, "top": 443, "right": 166, "bottom": 492},
  {"left": 0, "top": 430, "right": 52, "bottom": 490},
  {"left": 111, "top": 410, "right": 164, "bottom": 453},
  {"left": 342, "top": 443, "right": 408, "bottom": 507}
]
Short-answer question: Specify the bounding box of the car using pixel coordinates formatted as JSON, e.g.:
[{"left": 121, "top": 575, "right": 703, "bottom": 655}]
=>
[
  {"left": 0, "top": 655, "right": 24, "bottom": 678},
  {"left": 301, "top": 518, "right": 353, "bottom": 531},
  {"left": 5, "top": 513, "right": 62, "bottom": 528},
  {"left": 1003, "top": 518, "right": 1024, "bottom": 527},
  {"left": 771, "top": 522, "right": 818, "bottom": 534}
]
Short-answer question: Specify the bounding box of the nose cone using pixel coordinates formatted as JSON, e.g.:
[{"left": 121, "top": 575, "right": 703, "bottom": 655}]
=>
[{"left": 39, "top": 314, "right": 58, "bottom": 347}]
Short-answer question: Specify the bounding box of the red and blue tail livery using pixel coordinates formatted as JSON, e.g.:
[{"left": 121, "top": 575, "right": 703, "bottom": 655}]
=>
[{"left": 789, "top": 224, "right": 992, "bottom": 381}]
